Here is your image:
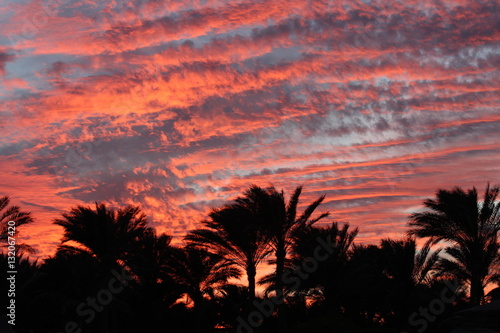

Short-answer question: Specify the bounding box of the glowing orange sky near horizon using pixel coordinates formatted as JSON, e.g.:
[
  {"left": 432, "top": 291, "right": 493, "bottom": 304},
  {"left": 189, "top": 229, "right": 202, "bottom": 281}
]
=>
[{"left": 0, "top": 0, "right": 499, "bottom": 261}]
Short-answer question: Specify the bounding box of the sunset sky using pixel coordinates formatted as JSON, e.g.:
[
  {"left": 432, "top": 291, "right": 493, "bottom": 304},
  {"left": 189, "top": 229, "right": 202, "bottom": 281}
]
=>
[{"left": 0, "top": 0, "right": 499, "bottom": 258}]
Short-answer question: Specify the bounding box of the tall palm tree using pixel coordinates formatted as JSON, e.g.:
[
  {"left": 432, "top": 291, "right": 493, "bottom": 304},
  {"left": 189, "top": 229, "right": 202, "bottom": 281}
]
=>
[
  {"left": 54, "top": 202, "right": 150, "bottom": 267},
  {"left": 408, "top": 184, "right": 500, "bottom": 305},
  {"left": 0, "top": 195, "right": 34, "bottom": 253},
  {"left": 246, "top": 185, "right": 329, "bottom": 297},
  {"left": 244, "top": 185, "right": 329, "bottom": 331},
  {"left": 185, "top": 194, "right": 272, "bottom": 300}
]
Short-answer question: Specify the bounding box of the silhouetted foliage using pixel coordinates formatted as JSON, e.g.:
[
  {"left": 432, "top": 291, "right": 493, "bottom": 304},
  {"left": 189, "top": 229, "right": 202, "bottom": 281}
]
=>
[
  {"left": 0, "top": 195, "right": 35, "bottom": 254},
  {"left": 378, "top": 237, "right": 441, "bottom": 329},
  {"left": 54, "top": 202, "right": 150, "bottom": 267},
  {"left": 409, "top": 184, "right": 500, "bottom": 305},
  {"left": 249, "top": 185, "right": 329, "bottom": 331},
  {"left": 185, "top": 192, "right": 272, "bottom": 301},
  {"left": 169, "top": 246, "right": 240, "bottom": 332},
  {"left": 5, "top": 183, "right": 500, "bottom": 333}
]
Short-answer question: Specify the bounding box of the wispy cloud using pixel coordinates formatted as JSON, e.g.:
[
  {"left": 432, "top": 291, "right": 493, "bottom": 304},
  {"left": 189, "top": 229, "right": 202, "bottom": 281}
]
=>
[{"left": 0, "top": 0, "right": 499, "bottom": 256}]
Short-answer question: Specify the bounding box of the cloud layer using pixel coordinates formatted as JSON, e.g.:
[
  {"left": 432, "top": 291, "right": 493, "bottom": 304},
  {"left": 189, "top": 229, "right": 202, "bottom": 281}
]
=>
[{"left": 1, "top": 0, "right": 499, "bottom": 257}]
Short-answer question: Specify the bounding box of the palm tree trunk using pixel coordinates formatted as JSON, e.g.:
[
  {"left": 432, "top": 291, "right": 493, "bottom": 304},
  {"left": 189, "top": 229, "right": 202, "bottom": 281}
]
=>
[
  {"left": 470, "top": 275, "right": 483, "bottom": 305},
  {"left": 247, "top": 263, "right": 256, "bottom": 300},
  {"left": 469, "top": 251, "right": 484, "bottom": 306},
  {"left": 193, "top": 293, "right": 206, "bottom": 333},
  {"left": 275, "top": 245, "right": 287, "bottom": 332}
]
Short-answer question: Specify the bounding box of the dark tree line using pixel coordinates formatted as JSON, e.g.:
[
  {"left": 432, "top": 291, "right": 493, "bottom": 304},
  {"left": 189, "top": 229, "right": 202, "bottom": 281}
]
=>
[{"left": 1, "top": 184, "right": 499, "bottom": 333}]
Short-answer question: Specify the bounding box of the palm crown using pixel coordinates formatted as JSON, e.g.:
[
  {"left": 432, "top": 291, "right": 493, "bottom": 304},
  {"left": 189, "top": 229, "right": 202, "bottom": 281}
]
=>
[{"left": 408, "top": 184, "right": 500, "bottom": 304}]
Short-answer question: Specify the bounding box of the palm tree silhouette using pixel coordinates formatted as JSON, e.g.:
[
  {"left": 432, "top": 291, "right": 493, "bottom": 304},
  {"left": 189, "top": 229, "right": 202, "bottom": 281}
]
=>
[
  {"left": 170, "top": 246, "right": 241, "bottom": 332},
  {"left": 248, "top": 186, "right": 328, "bottom": 288},
  {"left": 342, "top": 243, "right": 389, "bottom": 324},
  {"left": 185, "top": 193, "right": 271, "bottom": 300},
  {"left": 54, "top": 202, "right": 150, "bottom": 267},
  {"left": 287, "top": 223, "right": 358, "bottom": 311},
  {"left": 379, "top": 237, "right": 442, "bottom": 328},
  {"left": 408, "top": 184, "right": 500, "bottom": 305},
  {"left": 52, "top": 202, "right": 152, "bottom": 332},
  {"left": 240, "top": 185, "right": 329, "bottom": 331},
  {"left": 213, "top": 283, "right": 252, "bottom": 329},
  {"left": 171, "top": 246, "right": 240, "bottom": 307},
  {"left": 125, "top": 228, "right": 187, "bottom": 332},
  {"left": 379, "top": 237, "right": 441, "bottom": 287},
  {"left": 0, "top": 195, "right": 34, "bottom": 253}
]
